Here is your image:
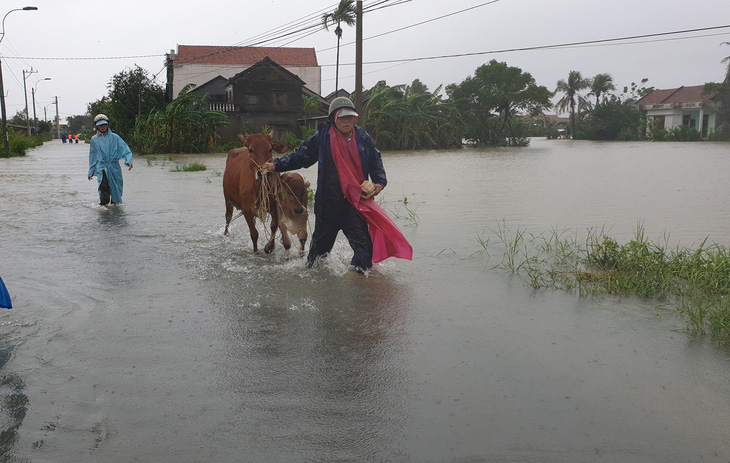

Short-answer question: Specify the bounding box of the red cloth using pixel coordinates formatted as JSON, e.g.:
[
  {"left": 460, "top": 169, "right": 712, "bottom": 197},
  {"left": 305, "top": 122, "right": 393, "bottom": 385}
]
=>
[{"left": 329, "top": 127, "right": 413, "bottom": 263}]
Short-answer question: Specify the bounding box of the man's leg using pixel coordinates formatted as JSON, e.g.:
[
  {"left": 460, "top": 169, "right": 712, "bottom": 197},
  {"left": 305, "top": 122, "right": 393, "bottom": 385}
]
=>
[
  {"left": 341, "top": 206, "right": 372, "bottom": 271},
  {"left": 306, "top": 214, "right": 340, "bottom": 268},
  {"left": 99, "top": 171, "right": 111, "bottom": 206}
]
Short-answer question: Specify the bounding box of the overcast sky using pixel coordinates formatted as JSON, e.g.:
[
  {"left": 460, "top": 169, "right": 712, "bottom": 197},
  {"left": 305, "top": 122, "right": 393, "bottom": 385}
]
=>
[{"left": 2, "top": 0, "right": 728, "bottom": 122}]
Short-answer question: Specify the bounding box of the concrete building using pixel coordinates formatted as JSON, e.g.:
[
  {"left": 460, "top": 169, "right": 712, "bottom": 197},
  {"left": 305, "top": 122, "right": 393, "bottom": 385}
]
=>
[
  {"left": 167, "top": 45, "right": 320, "bottom": 100},
  {"left": 635, "top": 85, "right": 729, "bottom": 137}
]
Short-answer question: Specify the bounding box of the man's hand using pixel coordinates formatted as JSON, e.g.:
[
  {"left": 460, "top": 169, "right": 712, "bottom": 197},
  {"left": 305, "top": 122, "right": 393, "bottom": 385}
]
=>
[
  {"left": 262, "top": 161, "right": 275, "bottom": 172},
  {"left": 126, "top": 163, "right": 133, "bottom": 171}
]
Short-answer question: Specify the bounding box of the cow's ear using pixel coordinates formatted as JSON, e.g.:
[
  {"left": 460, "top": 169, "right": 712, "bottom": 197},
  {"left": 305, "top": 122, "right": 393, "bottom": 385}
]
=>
[
  {"left": 238, "top": 134, "right": 247, "bottom": 145},
  {"left": 304, "top": 181, "right": 311, "bottom": 188},
  {"left": 272, "top": 142, "right": 290, "bottom": 154}
]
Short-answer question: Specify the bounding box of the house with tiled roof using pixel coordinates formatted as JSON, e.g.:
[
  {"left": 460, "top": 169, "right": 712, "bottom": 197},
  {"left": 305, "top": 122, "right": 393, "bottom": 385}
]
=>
[
  {"left": 186, "top": 57, "right": 321, "bottom": 143},
  {"left": 635, "top": 85, "right": 729, "bottom": 137},
  {"left": 169, "top": 45, "right": 320, "bottom": 98}
]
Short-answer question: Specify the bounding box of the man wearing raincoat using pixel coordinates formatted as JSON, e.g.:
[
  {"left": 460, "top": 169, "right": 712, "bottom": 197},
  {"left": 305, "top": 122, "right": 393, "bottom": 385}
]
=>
[{"left": 87, "top": 114, "right": 133, "bottom": 205}]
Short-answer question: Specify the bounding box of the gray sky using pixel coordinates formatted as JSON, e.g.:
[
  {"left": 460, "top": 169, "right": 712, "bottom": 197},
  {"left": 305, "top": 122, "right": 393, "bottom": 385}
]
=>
[{"left": 2, "top": 0, "right": 728, "bottom": 123}]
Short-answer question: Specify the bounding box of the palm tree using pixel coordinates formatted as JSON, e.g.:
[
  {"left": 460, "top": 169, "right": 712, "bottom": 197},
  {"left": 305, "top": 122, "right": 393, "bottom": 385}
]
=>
[
  {"left": 555, "top": 71, "right": 591, "bottom": 138},
  {"left": 588, "top": 73, "right": 616, "bottom": 107},
  {"left": 721, "top": 42, "right": 730, "bottom": 83},
  {"left": 321, "top": 0, "right": 357, "bottom": 93}
]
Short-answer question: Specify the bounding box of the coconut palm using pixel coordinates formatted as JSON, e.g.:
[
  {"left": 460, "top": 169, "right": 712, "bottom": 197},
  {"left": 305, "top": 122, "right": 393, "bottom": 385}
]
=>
[
  {"left": 721, "top": 42, "right": 730, "bottom": 83},
  {"left": 555, "top": 71, "right": 591, "bottom": 138},
  {"left": 588, "top": 73, "right": 616, "bottom": 107},
  {"left": 322, "top": 0, "right": 357, "bottom": 93}
]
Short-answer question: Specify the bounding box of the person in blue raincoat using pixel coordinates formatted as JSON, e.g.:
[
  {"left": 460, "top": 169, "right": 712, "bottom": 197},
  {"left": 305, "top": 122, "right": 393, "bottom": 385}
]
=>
[{"left": 87, "top": 114, "right": 133, "bottom": 206}]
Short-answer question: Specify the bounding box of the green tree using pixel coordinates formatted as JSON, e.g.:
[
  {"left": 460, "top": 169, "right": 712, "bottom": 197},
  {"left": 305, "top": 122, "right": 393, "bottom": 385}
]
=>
[
  {"left": 89, "top": 65, "right": 165, "bottom": 143},
  {"left": 321, "top": 0, "right": 357, "bottom": 92},
  {"left": 133, "top": 84, "right": 228, "bottom": 154},
  {"left": 447, "top": 60, "right": 552, "bottom": 146},
  {"left": 619, "top": 78, "right": 654, "bottom": 104},
  {"left": 721, "top": 41, "right": 730, "bottom": 83},
  {"left": 9, "top": 111, "right": 26, "bottom": 126},
  {"left": 577, "top": 95, "right": 642, "bottom": 140},
  {"left": 302, "top": 94, "right": 321, "bottom": 125},
  {"left": 587, "top": 73, "right": 616, "bottom": 107},
  {"left": 66, "top": 114, "right": 92, "bottom": 135},
  {"left": 555, "top": 70, "right": 591, "bottom": 138},
  {"left": 359, "top": 80, "right": 462, "bottom": 150}
]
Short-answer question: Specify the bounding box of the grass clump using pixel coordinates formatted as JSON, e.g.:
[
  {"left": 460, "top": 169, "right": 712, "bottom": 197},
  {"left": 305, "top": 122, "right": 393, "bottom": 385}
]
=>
[
  {"left": 170, "top": 162, "right": 207, "bottom": 172},
  {"left": 484, "top": 222, "right": 730, "bottom": 342}
]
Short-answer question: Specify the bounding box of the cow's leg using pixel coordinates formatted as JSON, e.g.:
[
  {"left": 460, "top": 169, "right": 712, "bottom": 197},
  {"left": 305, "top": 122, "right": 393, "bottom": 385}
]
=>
[
  {"left": 264, "top": 206, "right": 279, "bottom": 254},
  {"left": 224, "top": 199, "right": 233, "bottom": 236},
  {"left": 297, "top": 228, "right": 308, "bottom": 253},
  {"left": 243, "top": 212, "right": 259, "bottom": 253},
  {"left": 278, "top": 222, "right": 292, "bottom": 251}
]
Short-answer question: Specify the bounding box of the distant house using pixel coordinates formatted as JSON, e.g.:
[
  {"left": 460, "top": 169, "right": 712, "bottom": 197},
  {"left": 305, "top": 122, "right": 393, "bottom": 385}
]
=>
[
  {"left": 169, "top": 45, "right": 321, "bottom": 99},
  {"left": 188, "top": 57, "right": 318, "bottom": 143},
  {"left": 635, "top": 85, "right": 729, "bottom": 137}
]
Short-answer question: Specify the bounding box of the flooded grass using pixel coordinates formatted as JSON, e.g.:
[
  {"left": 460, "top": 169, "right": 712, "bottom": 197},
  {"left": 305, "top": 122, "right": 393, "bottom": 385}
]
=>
[
  {"left": 170, "top": 162, "right": 207, "bottom": 172},
  {"left": 484, "top": 222, "right": 730, "bottom": 342}
]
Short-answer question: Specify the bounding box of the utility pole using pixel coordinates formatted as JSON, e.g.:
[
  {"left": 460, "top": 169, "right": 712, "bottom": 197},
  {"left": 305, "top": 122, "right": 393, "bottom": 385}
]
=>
[
  {"left": 0, "top": 56, "right": 8, "bottom": 153},
  {"left": 165, "top": 50, "right": 175, "bottom": 103},
  {"left": 22, "top": 68, "right": 37, "bottom": 134},
  {"left": 355, "top": 1, "right": 363, "bottom": 115},
  {"left": 54, "top": 96, "right": 59, "bottom": 139}
]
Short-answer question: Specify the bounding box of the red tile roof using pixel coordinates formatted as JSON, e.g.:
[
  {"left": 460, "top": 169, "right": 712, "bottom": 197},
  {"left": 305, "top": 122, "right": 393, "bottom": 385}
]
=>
[
  {"left": 636, "top": 88, "right": 679, "bottom": 106},
  {"left": 636, "top": 85, "right": 717, "bottom": 106},
  {"left": 662, "top": 85, "right": 715, "bottom": 104},
  {"left": 175, "top": 45, "right": 318, "bottom": 67}
]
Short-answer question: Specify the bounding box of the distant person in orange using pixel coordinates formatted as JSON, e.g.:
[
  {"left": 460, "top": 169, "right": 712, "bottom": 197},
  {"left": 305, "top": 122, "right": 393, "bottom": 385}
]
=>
[
  {"left": 68, "top": 134, "right": 72, "bottom": 143},
  {"left": 74, "top": 135, "right": 79, "bottom": 143}
]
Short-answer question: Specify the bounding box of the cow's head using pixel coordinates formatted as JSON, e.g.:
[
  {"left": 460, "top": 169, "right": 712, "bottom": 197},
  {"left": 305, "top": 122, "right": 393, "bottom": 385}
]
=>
[
  {"left": 279, "top": 173, "right": 310, "bottom": 233},
  {"left": 238, "top": 130, "right": 289, "bottom": 164}
]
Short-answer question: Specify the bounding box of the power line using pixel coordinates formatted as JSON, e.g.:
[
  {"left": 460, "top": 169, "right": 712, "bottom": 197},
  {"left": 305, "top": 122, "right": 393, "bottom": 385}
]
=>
[
  {"left": 331, "top": 24, "right": 730, "bottom": 67},
  {"left": 4, "top": 53, "right": 164, "bottom": 61},
  {"left": 3, "top": 11, "right": 728, "bottom": 75}
]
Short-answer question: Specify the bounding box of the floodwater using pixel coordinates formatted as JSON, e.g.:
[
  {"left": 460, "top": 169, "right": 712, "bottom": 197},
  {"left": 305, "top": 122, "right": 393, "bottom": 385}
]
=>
[{"left": 1, "top": 138, "right": 730, "bottom": 462}]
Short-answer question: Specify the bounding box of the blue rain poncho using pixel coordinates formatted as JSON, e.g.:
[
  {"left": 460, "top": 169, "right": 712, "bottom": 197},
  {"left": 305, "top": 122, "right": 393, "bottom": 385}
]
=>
[
  {"left": 87, "top": 129, "right": 133, "bottom": 204},
  {"left": 0, "top": 276, "right": 11, "bottom": 309}
]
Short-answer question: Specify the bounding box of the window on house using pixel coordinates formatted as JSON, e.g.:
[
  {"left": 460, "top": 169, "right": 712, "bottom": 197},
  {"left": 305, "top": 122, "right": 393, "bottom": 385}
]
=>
[
  {"left": 274, "top": 92, "right": 287, "bottom": 107},
  {"left": 653, "top": 115, "right": 665, "bottom": 130},
  {"left": 245, "top": 94, "right": 259, "bottom": 105},
  {"left": 225, "top": 85, "right": 233, "bottom": 105},
  {"left": 682, "top": 114, "right": 693, "bottom": 127}
]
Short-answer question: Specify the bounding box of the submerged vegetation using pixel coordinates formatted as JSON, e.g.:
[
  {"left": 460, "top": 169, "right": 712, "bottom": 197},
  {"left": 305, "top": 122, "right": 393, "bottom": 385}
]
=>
[
  {"left": 481, "top": 223, "right": 730, "bottom": 342},
  {"left": 170, "top": 162, "right": 207, "bottom": 172},
  {"left": 0, "top": 131, "right": 49, "bottom": 157}
]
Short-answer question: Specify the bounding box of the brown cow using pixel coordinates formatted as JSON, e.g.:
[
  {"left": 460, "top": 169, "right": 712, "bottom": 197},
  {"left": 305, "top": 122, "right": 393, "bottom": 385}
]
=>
[
  {"left": 223, "top": 131, "right": 309, "bottom": 253},
  {"left": 278, "top": 173, "right": 310, "bottom": 252}
]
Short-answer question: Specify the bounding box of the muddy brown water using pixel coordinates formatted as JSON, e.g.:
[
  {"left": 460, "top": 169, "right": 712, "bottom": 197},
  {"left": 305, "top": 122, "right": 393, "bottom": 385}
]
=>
[{"left": 1, "top": 139, "right": 729, "bottom": 462}]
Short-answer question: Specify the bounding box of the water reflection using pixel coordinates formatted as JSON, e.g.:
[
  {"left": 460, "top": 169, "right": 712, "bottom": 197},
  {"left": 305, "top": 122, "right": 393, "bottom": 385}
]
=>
[
  {"left": 0, "top": 343, "right": 28, "bottom": 459},
  {"left": 209, "top": 271, "right": 412, "bottom": 461}
]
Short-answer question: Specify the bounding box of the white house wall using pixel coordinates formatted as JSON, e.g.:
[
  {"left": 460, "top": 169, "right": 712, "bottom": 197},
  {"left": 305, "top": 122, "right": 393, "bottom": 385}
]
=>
[
  {"left": 172, "top": 64, "right": 321, "bottom": 98},
  {"left": 646, "top": 109, "right": 718, "bottom": 134}
]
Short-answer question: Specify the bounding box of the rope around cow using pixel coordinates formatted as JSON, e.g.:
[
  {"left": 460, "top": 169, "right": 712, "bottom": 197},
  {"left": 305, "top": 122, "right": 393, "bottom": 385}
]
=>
[{"left": 227, "top": 160, "right": 311, "bottom": 243}]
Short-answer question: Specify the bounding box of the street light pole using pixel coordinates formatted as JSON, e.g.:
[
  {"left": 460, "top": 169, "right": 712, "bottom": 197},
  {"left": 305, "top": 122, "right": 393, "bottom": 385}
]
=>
[
  {"left": 32, "top": 77, "right": 50, "bottom": 134},
  {"left": 22, "top": 68, "right": 36, "bottom": 134},
  {"left": 0, "top": 6, "right": 38, "bottom": 154}
]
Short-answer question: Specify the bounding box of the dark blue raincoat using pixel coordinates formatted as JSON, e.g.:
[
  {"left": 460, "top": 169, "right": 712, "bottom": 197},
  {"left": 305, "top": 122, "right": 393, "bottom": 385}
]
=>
[{"left": 87, "top": 130, "right": 133, "bottom": 204}]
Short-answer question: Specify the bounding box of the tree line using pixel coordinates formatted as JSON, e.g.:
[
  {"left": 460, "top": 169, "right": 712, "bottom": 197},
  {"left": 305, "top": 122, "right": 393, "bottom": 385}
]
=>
[{"left": 10, "top": 54, "right": 727, "bottom": 157}]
